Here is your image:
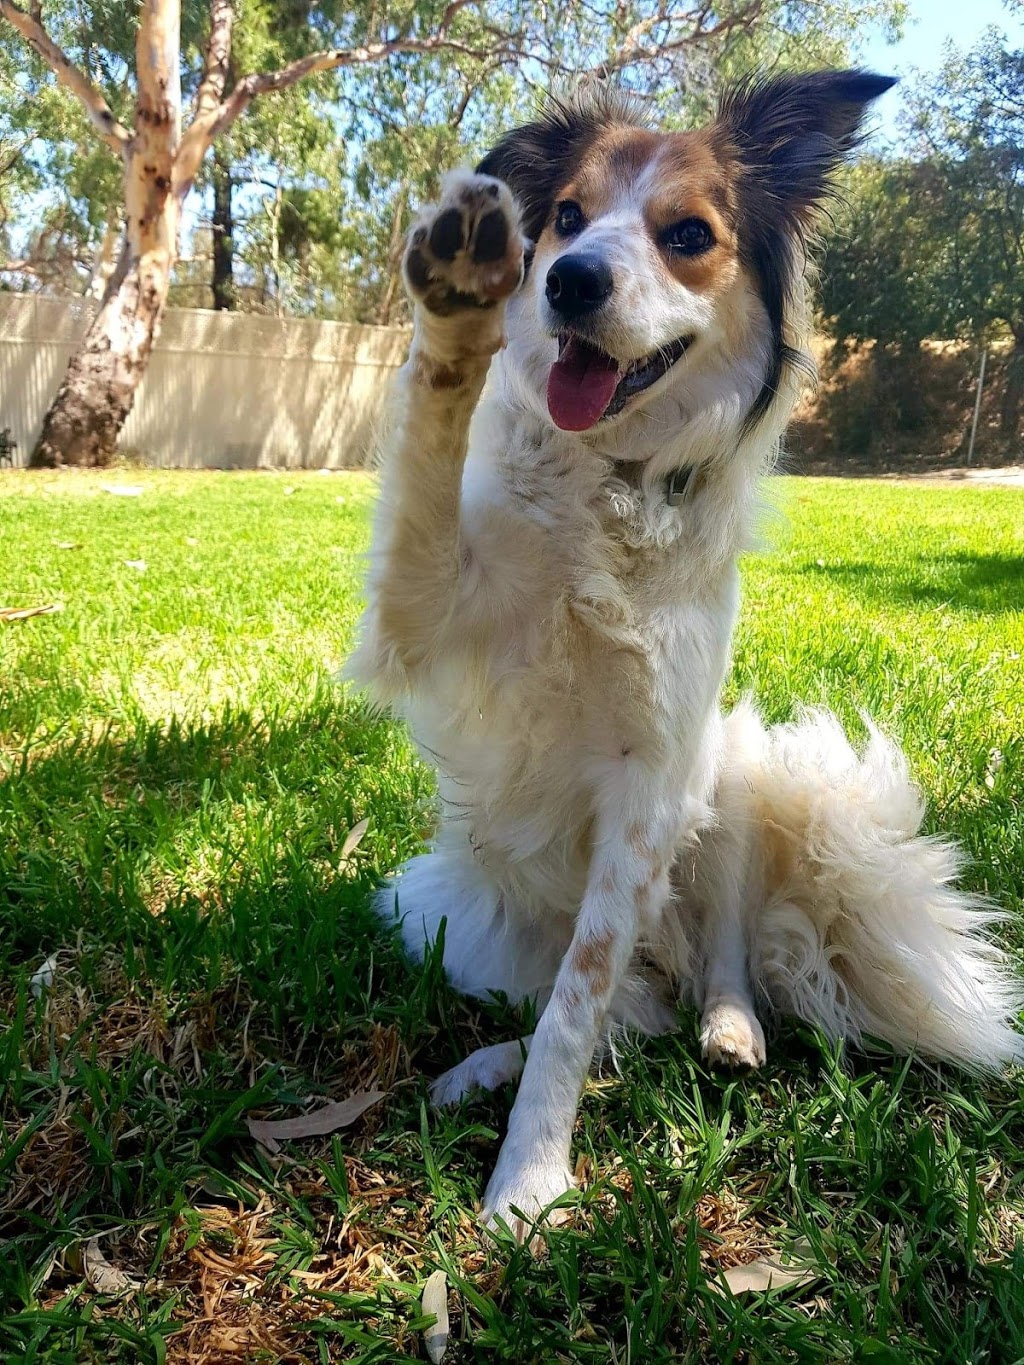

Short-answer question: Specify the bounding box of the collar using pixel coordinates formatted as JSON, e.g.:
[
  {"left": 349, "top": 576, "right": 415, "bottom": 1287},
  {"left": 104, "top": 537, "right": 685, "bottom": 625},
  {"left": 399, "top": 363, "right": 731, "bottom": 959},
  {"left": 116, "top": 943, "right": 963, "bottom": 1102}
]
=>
[
  {"left": 665, "top": 465, "right": 694, "bottom": 507},
  {"left": 611, "top": 459, "right": 695, "bottom": 508}
]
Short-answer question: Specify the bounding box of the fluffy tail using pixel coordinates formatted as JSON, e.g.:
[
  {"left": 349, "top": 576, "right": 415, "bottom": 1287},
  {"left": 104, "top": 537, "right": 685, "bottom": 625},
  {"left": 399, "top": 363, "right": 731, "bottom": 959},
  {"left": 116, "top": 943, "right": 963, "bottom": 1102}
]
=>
[{"left": 721, "top": 701, "right": 1024, "bottom": 1072}]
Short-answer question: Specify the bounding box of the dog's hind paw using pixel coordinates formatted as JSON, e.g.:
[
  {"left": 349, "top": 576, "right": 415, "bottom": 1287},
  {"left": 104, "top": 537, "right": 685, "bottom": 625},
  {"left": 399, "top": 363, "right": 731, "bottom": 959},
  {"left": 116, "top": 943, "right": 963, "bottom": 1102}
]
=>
[
  {"left": 404, "top": 171, "right": 526, "bottom": 322},
  {"left": 430, "top": 1038, "right": 531, "bottom": 1107},
  {"left": 700, "top": 999, "right": 766, "bottom": 1070}
]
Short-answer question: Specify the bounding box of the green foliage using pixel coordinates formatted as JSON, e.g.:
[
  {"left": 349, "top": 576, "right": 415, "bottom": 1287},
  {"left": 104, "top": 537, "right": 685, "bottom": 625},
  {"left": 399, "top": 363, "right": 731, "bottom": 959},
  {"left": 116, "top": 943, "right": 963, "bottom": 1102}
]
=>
[
  {"left": 821, "top": 157, "right": 950, "bottom": 349},
  {"left": 0, "top": 9, "right": 126, "bottom": 287},
  {"left": 0, "top": 469, "right": 1022, "bottom": 1359},
  {"left": 905, "top": 28, "right": 1024, "bottom": 344},
  {"left": 821, "top": 20, "right": 1023, "bottom": 354},
  {"left": 2, "top": 0, "right": 907, "bottom": 315}
]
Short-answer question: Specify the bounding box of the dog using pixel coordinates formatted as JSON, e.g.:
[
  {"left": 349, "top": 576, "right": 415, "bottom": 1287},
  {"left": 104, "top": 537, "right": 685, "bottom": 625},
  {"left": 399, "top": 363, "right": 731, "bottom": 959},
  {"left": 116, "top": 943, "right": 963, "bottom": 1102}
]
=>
[{"left": 349, "top": 72, "right": 1024, "bottom": 1245}]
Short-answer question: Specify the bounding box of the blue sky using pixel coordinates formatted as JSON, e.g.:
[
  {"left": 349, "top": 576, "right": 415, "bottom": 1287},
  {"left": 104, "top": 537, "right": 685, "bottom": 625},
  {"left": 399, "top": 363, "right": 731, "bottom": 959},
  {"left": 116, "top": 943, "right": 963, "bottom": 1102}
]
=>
[{"left": 859, "top": 0, "right": 1020, "bottom": 139}]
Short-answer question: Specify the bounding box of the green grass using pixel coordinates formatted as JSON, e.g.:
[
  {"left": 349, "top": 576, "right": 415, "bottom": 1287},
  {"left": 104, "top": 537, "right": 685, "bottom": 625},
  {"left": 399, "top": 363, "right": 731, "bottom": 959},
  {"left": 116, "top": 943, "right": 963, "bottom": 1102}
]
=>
[{"left": 1, "top": 468, "right": 1022, "bottom": 1363}]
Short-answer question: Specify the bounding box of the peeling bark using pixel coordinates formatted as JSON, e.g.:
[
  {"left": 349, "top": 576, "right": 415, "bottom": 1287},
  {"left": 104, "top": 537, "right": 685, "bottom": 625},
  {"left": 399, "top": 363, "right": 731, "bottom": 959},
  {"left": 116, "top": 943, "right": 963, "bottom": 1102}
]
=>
[
  {"left": 31, "top": 1, "right": 180, "bottom": 467},
  {"left": 31, "top": 237, "right": 174, "bottom": 466}
]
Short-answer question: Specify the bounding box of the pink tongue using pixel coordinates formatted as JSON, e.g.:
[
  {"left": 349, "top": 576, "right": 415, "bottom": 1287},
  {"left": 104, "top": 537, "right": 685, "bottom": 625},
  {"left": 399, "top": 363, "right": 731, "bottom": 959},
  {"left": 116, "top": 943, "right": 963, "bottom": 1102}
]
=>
[{"left": 547, "top": 338, "right": 622, "bottom": 431}]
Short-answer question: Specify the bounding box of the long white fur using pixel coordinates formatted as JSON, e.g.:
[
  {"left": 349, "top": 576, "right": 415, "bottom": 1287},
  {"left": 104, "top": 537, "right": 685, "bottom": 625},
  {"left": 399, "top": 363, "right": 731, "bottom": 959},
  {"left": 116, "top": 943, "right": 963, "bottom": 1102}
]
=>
[
  {"left": 710, "top": 702, "right": 1024, "bottom": 1071},
  {"left": 349, "top": 120, "right": 1023, "bottom": 1244}
]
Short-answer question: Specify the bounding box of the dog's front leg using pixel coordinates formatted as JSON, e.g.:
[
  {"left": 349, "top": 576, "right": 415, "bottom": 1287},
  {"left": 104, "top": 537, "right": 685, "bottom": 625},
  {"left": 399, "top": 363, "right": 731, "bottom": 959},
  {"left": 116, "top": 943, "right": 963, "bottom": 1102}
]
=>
[
  {"left": 349, "top": 172, "right": 525, "bottom": 693},
  {"left": 481, "top": 776, "right": 679, "bottom": 1248}
]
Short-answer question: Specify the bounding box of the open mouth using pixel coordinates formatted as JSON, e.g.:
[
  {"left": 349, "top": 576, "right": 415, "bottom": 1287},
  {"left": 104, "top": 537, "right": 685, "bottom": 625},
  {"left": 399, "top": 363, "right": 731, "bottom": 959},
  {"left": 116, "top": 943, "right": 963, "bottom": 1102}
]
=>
[{"left": 546, "top": 333, "right": 693, "bottom": 432}]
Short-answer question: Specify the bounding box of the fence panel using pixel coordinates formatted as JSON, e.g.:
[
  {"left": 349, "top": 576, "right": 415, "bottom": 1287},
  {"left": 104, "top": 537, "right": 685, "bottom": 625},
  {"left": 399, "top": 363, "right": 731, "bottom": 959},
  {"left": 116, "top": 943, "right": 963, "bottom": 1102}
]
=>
[{"left": 0, "top": 294, "right": 409, "bottom": 468}]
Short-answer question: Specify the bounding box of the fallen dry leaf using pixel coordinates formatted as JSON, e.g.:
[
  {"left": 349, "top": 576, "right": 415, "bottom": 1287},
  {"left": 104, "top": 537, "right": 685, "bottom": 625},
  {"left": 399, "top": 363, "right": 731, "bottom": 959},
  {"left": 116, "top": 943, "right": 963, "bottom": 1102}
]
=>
[
  {"left": 123, "top": 559, "right": 147, "bottom": 572},
  {"left": 338, "top": 817, "right": 370, "bottom": 870},
  {"left": 246, "top": 1089, "right": 385, "bottom": 1154},
  {"left": 29, "top": 951, "right": 60, "bottom": 1000},
  {"left": 421, "top": 1269, "right": 450, "bottom": 1363},
  {"left": 102, "top": 484, "right": 144, "bottom": 496},
  {"left": 54, "top": 540, "right": 82, "bottom": 550},
  {"left": 0, "top": 603, "right": 63, "bottom": 623},
  {"left": 82, "top": 1236, "right": 140, "bottom": 1297},
  {"left": 713, "top": 1238, "right": 822, "bottom": 1298}
]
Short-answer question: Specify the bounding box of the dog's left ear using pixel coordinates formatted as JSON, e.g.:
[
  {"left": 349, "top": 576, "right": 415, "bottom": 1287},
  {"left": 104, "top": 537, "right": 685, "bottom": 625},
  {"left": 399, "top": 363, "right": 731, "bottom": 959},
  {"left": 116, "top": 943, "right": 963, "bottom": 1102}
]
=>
[{"left": 716, "top": 69, "right": 897, "bottom": 230}]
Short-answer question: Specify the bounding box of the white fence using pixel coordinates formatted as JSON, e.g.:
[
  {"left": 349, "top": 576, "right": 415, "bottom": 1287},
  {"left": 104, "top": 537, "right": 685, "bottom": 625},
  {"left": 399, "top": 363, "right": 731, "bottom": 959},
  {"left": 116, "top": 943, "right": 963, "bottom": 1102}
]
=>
[{"left": 0, "top": 293, "right": 410, "bottom": 468}]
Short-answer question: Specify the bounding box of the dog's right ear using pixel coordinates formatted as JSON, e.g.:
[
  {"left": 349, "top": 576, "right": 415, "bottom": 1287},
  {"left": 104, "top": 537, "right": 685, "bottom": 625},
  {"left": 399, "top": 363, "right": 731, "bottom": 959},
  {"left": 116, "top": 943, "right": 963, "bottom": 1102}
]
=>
[
  {"left": 476, "top": 116, "right": 586, "bottom": 247},
  {"left": 477, "top": 90, "right": 634, "bottom": 247}
]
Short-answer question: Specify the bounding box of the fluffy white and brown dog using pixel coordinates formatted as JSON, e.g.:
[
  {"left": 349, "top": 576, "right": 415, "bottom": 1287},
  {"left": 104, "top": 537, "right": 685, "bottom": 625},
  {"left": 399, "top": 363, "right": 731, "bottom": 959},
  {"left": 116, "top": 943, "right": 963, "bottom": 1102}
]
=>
[{"left": 349, "top": 71, "right": 1023, "bottom": 1245}]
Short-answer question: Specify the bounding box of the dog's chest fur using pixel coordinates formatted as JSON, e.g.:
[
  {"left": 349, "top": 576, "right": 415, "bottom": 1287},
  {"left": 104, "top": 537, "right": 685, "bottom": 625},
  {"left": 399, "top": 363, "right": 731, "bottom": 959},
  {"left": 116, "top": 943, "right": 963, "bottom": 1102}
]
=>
[{"left": 399, "top": 400, "right": 741, "bottom": 911}]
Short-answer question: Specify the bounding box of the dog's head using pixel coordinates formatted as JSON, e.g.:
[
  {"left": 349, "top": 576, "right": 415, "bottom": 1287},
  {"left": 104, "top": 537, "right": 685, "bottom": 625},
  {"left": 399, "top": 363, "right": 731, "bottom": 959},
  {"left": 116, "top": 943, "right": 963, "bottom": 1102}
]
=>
[{"left": 479, "top": 72, "right": 895, "bottom": 441}]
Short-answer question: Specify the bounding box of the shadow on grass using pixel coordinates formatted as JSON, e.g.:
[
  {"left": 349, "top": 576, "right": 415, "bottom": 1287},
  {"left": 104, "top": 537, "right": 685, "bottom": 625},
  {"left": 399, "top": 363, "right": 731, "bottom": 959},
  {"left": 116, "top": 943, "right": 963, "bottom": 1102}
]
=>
[
  {"left": 0, "top": 690, "right": 512, "bottom": 1070},
  {"left": 0, "top": 694, "right": 529, "bottom": 1305},
  {"left": 802, "top": 551, "right": 1024, "bottom": 616}
]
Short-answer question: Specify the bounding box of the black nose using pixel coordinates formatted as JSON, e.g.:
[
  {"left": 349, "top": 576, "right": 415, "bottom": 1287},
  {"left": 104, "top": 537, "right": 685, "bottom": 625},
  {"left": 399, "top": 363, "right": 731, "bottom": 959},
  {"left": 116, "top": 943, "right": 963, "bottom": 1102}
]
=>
[{"left": 545, "top": 252, "right": 613, "bottom": 319}]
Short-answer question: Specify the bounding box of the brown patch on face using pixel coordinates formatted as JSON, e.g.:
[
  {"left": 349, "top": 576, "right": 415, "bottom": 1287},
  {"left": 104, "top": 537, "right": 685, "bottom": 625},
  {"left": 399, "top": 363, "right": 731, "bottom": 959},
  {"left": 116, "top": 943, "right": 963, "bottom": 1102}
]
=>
[
  {"left": 569, "top": 928, "right": 615, "bottom": 997},
  {"left": 535, "top": 123, "right": 741, "bottom": 302},
  {"left": 645, "top": 131, "right": 740, "bottom": 297},
  {"left": 534, "top": 125, "right": 662, "bottom": 259}
]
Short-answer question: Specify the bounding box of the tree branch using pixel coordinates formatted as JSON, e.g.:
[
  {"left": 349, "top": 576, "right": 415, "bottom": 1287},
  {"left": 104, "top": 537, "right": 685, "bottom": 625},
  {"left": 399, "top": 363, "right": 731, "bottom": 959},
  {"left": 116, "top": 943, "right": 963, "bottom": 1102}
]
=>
[
  {"left": 174, "top": 2, "right": 515, "bottom": 194},
  {"left": 193, "top": 0, "right": 234, "bottom": 125},
  {"left": 592, "top": 0, "right": 764, "bottom": 76},
  {"left": 0, "top": 132, "right": 35, "bottom": 179},
  {"left": 0, "top": 0, "right": 130, "bottom": 156}
]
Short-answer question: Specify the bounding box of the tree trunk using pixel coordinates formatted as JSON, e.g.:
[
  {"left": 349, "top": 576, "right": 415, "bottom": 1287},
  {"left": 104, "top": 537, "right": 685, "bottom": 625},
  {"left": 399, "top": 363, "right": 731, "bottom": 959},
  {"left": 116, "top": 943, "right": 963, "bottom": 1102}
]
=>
[
  {"left": 1000, "top": 334, "right": 1024, "bottom": 441},
  {"left": 30, "top": 230, "right": 176, "bottom": 466},
  {"left": 211, "top": 146, "right": 235, "bottom": 310},
  {"left": 377, "top": 183, "right": 409, "bottom": 326},
  {"left": 30, "top": 0, "right": 181, "bottom": 468},
  {"left": 270, "top": 178, "right": 283, "bottom": 317},
  {"left": 86, "top": 218, "right": 121, "bottom": 300}
]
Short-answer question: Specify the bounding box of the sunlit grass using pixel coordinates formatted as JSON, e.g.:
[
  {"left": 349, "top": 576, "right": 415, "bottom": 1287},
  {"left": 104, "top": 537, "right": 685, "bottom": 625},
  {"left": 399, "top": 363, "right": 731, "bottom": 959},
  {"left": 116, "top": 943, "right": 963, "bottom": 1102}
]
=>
[{"left": 1, "top": 468, "right": 1022, "bottom": 1362}]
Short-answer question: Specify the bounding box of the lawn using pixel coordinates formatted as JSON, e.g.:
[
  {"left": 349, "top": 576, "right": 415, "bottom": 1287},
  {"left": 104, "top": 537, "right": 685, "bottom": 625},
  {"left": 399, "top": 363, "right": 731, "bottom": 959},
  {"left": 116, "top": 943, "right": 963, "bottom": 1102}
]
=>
[{"left": 1, "top": 468, "right": 1023, "bottom": 1364}]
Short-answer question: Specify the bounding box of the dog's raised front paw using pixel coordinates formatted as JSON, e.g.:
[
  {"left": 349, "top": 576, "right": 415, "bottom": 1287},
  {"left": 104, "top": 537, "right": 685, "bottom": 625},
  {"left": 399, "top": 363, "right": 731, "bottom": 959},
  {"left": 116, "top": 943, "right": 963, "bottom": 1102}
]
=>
[
  {"left": 481, "top": 1149, "right": 576, "bottom": 1253},
  {"left": 700, "top": 999, "right": 766, "bottom": 1069},
  {"left": 404, "top": 171, "right": 526, "bottom": 320}
]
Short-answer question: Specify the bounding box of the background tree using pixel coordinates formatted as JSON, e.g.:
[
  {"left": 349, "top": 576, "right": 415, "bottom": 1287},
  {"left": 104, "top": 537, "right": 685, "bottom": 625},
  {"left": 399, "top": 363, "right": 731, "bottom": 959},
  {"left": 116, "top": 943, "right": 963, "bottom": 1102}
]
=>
[
  {"left": 0, "top": 18, "right": 124, "bottom": 294},
  {"left": 819, "top": 15, "right": 1023, "bottom": 445},
  {"left": 821, "top": 157, "right": 950, "bottom": 352},
  {"left": 0, "top": 0, "right": 516, "bottom": 467},
  {"left": 906, "top": 29, "right": 1024, "bottom": 437}
]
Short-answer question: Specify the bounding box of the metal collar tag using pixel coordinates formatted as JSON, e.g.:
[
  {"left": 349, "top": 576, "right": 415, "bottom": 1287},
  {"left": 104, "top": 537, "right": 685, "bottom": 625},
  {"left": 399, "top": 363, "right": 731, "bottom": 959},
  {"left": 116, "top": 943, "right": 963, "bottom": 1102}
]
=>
[{"left": 665, "top": 466, "right": 693, "bottom": 507}]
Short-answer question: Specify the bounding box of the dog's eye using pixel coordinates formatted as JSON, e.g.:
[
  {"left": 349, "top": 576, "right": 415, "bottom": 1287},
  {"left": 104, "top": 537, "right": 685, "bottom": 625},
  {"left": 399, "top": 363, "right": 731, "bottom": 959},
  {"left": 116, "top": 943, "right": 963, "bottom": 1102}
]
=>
[
  {"left": 554, "top": 201, "right": 585, "bottom": 237},
  {"left": 664, "top": 218, "right": 714, "bottom": 255}
]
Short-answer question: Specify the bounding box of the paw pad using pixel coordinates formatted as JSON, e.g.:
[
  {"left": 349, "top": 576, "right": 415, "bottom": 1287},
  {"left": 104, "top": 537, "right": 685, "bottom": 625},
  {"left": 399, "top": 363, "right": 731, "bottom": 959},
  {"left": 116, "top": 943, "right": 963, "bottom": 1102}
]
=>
[{"left": 404, "top": 173, "right": 525, "bottom": 318}]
